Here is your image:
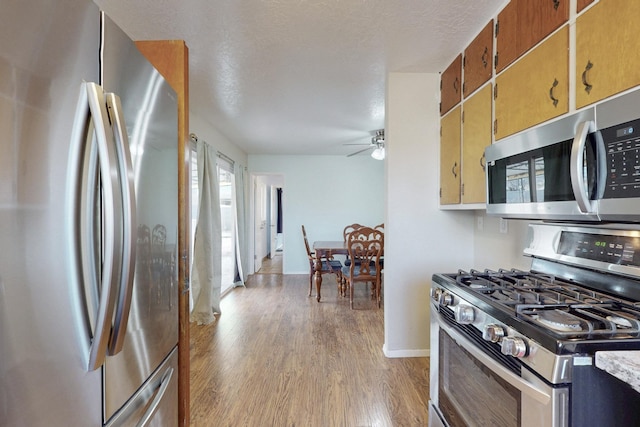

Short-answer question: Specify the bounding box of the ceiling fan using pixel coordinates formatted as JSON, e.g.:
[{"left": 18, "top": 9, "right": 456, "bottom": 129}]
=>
[{"left": 345, "top": 129, "right": 385, "bottom": 159}]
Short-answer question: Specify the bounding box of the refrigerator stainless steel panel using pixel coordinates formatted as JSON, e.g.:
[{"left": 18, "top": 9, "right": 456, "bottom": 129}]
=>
[
  {"left": 0, "top": 1, "right": 103, "bottom": 425},
  {"left": 100, "top": 13, "right": 179, "bottom": 423},
  {"left": 0, "top": 2, "right": 178, "bottom": 426},
  {"left": 106, "top": 347, "right": 179, "bottom": 427}
]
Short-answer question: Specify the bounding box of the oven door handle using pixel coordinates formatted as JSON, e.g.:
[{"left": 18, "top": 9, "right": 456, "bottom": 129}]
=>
[{"left": 439, "top": 319, "right": 551, "bottom": 405}]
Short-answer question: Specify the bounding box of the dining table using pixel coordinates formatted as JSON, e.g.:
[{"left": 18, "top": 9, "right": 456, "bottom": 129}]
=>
[{"left": 312, "top": 240, "right": 348, "bottom": 302}]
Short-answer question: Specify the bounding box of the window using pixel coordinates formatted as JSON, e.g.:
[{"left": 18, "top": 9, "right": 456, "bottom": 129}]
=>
[
  {"left": 218, "top": 158, "right": 236, "bottom": 294},
  {"left": 190, "top": 143, "right": 238, "bottom": 297}
]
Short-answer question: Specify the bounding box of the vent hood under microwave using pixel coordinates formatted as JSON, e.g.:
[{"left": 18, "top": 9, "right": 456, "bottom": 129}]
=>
[{"left": 485, "top": 88, "right": 640, "bottom": 223}]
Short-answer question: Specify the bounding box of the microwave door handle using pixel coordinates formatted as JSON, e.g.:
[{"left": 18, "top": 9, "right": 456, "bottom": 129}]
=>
[
  {"left": 105, "top": 93, "right": 137, "bottom": 356},
  {"left": 438, "top": 319, "right": 551, "bottom": 405},
  {"left": 593, "top": 130, "right": 607, "bottom": 200},
  {"left": 570, "top": 120, "right": 595, "bottom": 214}
]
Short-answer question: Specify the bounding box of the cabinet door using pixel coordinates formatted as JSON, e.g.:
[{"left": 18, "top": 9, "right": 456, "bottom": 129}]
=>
[
  {"left": 494, "top": 26, "right": 569, "bottom": 140},
  {"left": 517, "top": 0, "right": 568, "bottom": 56},
  {"left": 495, "top": 0, "right": 518, "bottom": 73},
  {"left": 464, "top": 21, "right": 493, "bottom": 98},
  {"left": 440, "top": 106, "right": 461, "bottom": 205},
  {"left": 576, "top": 1, "right": 640, "bottom": 108},
  {"left": 496, "top": 0, "right": 568, "bottom": 73},
  {"left": 462, "top": 84, "right": 492, "bottom": 204},
  {"left": 577, "top": 0, "right": 594, "bottom": 13},
  {"left": 441, "top": 55, "right": 462, "bottom": 116}
]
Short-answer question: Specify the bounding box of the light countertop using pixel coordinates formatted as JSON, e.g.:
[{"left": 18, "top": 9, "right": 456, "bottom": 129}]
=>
[{"left": 595, "top": 351, "right": 640, "bottom": 393}]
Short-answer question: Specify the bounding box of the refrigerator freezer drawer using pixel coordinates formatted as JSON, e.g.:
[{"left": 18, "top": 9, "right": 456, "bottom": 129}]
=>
[{"left": 105, "top": 346, "right": 178, "bottom": 427}]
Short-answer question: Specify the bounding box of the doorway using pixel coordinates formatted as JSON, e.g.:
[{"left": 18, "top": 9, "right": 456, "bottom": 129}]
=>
[{"left": 251, "top": 174, "right": 284, "bottom": 274}]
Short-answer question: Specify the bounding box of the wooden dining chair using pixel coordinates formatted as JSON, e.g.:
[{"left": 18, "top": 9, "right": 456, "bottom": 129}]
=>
[
  {"left": 342, "top": 223, "right": 364, "bottom": 267},
  {"left": 373, "top": 223, "right": 384, "bottom": 270},
  {"left": 341, "top": 226, "right": 383, "bottom": 309},
  {"left": 301, "top": 225, "right": 343, "bottom": 297}
]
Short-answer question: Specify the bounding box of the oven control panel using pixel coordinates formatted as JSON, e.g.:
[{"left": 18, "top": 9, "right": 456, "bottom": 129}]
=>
[
  {"left": 430, "top": 280, "right": 570, "bottom": 384},
  {"left": 431, "top": 284, "right": 531, "bottom": 359},
  {"left": 558, "top": 230, "right": 640, "bottom": 267},
  {"left": 524, "top": 223, "right": 640, "bottom": 280}
]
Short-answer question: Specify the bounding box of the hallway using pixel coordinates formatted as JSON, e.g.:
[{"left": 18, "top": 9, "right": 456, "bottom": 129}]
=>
[
  {"left": 189, "top": 272, "right": 430, "bottom": 426},
  {"left": 256, "top": 251, "right": 283, "bottom": 274}
]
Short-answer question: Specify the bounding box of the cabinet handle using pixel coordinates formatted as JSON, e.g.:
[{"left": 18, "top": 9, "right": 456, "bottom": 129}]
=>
[
  {"left": 582, "top": 60, "right": 593, "bottom": 94},
  {"left": 482, "top": 47, "right": 489, "bottom": 68},
  {"left": 453, "top": 77, "right": 459, "bottom": 93},
  {"left": 549, "top": 78, "right": 559, "bottom": 107},
  {"left": 452, "top": 162, "right": 458, "bottom": 178},
  {"left": 553, "top": 0, "right": 560, "bottom": 10},
  {"left": 480, "top": 153, "right": 486, "bottom": 172}
]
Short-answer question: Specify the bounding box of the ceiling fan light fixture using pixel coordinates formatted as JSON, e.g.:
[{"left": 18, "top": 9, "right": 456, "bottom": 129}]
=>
[{"left": 371, "top": 146, "right": 385, "bottom": 160}]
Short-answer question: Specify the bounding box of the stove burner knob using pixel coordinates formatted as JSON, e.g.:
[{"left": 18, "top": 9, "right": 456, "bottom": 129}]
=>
[
  {"left": 500, "top": 337, "right": 528, "bottom": 358},
  {"left": 440, "top": 292, "right": 453, "bottom": 307},
  {"left": 430, "top": 288, "right": 441, "bottom": 301},
  {"left": 483, "top": 324, "right": 505, "bottom": 343},
  {"left": 454, "top": 305, "right": 475, "bottom": 324}
]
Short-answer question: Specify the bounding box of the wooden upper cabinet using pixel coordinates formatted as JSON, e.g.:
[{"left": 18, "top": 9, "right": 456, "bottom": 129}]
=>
[
  {"left": 463, "top": 21, "right": 493, "bottom": 98},
  {"left": 495, "top": 26, "right": 569, "bottom": 140},
  {"left": 440, "top": 106, "right": 461, "bottom": 205},
  {"left": 577, "top": 0, "right": 594, "bottom": 13},
  {"left": 441, "top": 55, "right": 462, "bottom": 116},
  {"left": 576, "top": 0, "right": 640, "bottom": 108},
  {"left": 462, "top": 84, "right": 492, "bottom": 204},
  {"left": 495, "top": 1, "right": 518, "bottom": 73},
  {"left": 496, "top": 0, "right": 569, "bottom": 73}
]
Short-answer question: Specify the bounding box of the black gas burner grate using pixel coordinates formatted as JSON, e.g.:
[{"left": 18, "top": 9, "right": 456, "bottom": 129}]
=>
[{"left": 454, "top": 268, "right": 640, "bottom": 339}]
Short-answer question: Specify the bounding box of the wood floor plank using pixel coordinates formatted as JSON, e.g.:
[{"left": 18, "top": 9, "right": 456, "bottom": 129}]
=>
[{"left": 190, "top": 272, "right": 430, "bottom": 426}]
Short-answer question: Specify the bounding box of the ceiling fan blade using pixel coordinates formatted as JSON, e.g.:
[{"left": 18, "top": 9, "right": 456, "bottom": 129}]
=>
[{"left": 347, "top": 146, "right": 374, "bottom": 157}]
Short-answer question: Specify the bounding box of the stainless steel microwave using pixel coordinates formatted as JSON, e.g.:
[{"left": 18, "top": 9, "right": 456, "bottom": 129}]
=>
[{"left": 486, "top": 88, "right": 640, "bottom": 223}]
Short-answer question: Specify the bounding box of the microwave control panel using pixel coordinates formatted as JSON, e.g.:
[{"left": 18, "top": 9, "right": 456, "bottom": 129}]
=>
[{"left": 602, "top": 117, "right": 640, "bottom": 198}]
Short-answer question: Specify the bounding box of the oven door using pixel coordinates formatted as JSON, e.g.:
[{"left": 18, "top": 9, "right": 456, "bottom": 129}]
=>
[{"left": 429, "top": 309, "right": 569, "bottom": 427}]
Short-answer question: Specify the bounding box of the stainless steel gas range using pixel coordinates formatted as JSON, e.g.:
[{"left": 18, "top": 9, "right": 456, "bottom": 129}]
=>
[{"left": 429, "top": 223, "right": 640, "bottom": 427}]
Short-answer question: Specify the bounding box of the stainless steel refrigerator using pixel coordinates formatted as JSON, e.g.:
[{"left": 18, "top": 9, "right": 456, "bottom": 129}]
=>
[{"left": 0, "top": 0, "right": 179, "bottom": 425}]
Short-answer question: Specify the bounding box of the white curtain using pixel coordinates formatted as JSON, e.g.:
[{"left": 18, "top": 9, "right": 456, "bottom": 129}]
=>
[
  {"left": 190, "top": 141, "right": 222, "bottom": 325},
  {"left": 233, "top": 163, "right": 248, "bottom": 287}
]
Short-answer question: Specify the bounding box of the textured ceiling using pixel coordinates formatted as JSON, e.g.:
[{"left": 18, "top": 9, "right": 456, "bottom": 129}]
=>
[{"left": 95, "top": 0, "right": 507, "bottom": 156}]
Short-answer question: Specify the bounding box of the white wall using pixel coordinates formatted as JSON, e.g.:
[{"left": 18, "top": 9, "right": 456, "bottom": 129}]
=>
[
  {"left": 190, "top": 112, "right": 248, "bottom": 166},
  {"left": 384, "top": 72, "right": 532, "bottom": 357},
  {"left": 384, "top": 73, "right": 475, "bottom": 357},
  {"left": 472, "top": 213, "right": 531, "bottom": 272},
  {"left": 248, "top": 155, "right": 384, "bottom": 274}
]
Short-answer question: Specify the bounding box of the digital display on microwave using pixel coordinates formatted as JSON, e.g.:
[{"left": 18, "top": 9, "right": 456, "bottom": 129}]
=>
[
  {"left": 616, "top": 126, "right": 634, "bottom": 138},
  {"left": 558, "top": 231, "right": 640, "bottom": 267}
]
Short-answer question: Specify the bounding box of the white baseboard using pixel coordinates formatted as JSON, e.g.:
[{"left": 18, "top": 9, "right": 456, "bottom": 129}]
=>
[{"left": 383, "top": 343, "right": 430, "bottom": 358}]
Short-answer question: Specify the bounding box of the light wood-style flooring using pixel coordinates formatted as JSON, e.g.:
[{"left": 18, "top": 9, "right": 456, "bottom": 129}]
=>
[
  {"left": 189, "top": 267, "right": 430, "bottom": 426},
  {"left": 256, "top": 252, "right": 283, "bottom": 274}
]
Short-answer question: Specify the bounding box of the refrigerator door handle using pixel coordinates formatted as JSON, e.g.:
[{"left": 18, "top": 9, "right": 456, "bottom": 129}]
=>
[
  {"left": 106, "top": 93, "right": 137, "bottom": 355},
  {"left": 67, "top": 82, "right": 122, "bottom": 371},
  {"left": 137, "top": 367, "right": 174, "bottom": 427}
]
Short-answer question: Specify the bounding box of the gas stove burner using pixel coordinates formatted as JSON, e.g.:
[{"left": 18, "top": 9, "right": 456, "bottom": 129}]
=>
[
  {"left": 607, "top": 315, "right": 633, "bottom": 328},
  {"left": 535, "top": 310, "right": 583, "bottom": 332},
  {"left": 469, "top": 281, "right": 488, "bottom": 289}
]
